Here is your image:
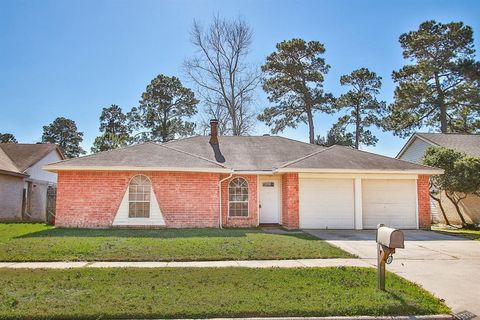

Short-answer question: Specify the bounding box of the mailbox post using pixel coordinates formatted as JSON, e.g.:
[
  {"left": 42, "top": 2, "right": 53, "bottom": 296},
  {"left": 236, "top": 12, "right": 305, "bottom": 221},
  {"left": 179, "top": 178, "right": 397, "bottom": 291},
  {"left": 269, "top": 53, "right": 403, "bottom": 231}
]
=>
[{"left": 376, "top": 224, "right": 405, "bottom": 291}]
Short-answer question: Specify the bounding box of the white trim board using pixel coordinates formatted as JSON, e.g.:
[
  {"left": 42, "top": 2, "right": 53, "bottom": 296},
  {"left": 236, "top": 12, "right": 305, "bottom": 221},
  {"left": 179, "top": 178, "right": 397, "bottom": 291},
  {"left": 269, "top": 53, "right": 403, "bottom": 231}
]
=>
[
  {"left": 279, "top": 168, "right": 443, "bottom": 174},
  {"left": 298, "top": 173, "right": 420, "bottom": 180},
  {"left": 44, "top": 166, "right": 443, "bottom": 175}
]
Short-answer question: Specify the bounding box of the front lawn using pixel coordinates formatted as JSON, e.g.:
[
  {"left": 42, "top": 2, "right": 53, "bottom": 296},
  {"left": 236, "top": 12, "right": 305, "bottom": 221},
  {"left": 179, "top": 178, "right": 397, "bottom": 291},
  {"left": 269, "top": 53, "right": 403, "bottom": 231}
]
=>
[
  {"left": 0, "top": 223, "right": 352, "bottom": 261},
  {"left": 0, "top": 267, "right": 449, "bottom": 319},
  {"left": 432, "top": 226, "right": 480, "bottom": 240}
]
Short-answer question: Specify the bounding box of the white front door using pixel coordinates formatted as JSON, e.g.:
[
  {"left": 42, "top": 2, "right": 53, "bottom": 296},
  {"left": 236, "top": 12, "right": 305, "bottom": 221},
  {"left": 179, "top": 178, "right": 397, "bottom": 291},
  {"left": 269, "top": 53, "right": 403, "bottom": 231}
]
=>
[{"left": 259, "top": 179, "right": 280, "bottom": 224}]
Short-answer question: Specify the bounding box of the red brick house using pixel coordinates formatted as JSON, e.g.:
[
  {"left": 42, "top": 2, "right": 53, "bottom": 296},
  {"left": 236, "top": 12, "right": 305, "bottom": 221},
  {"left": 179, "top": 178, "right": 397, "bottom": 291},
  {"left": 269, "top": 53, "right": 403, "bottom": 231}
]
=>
[{"left": 44, "top": 121, "right": 442, "bottom": 230}]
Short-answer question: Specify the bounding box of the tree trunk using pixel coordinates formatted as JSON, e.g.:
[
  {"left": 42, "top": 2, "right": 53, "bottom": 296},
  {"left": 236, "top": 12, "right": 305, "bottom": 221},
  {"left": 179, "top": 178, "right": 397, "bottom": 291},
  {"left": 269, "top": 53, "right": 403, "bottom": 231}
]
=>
[
  {"left": 161, "top": 110, "right": 169, "bottom": 142},
  {"left": 430, "top": 193, "right": 450, "bottom": 225},
  {"left": 306, "top": 107, "right": 315, "bottom": 144},
  {"left": 434, "top": 73, "right": 447, "bottom": 133},
  {"left": 229, "top": 102, "right": 239, "bottom": 136},
  {"left": 355, "top": 105, "right": 360, "bottom": 149},
  {"left": 445, "top": 192, "right": 467, "bottom": 226}
]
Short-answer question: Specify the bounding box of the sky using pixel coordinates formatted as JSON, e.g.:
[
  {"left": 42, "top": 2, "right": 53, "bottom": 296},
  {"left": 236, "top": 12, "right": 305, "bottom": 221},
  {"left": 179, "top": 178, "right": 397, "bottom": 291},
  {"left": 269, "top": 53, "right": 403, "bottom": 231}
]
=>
[{"left": 1, "top": 0, "right": 479, "bottom": 157}]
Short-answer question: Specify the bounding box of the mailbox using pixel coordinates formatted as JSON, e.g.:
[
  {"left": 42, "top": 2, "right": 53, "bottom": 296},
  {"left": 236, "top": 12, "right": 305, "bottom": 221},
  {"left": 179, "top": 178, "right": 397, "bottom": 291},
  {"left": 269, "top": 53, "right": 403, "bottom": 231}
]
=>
[
  {"left": 376, "top": 226, "right": 405, "bottom": 249},
  {"left": 376, "top": 224, "right": 405, "bottom": 291}
]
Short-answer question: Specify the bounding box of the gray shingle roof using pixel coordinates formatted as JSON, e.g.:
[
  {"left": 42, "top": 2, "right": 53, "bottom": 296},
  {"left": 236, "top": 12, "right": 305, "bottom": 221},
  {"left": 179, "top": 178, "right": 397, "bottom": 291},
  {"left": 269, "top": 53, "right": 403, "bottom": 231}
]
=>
[
  {"left": 45, "top": 135, "right": 440, "bottom": 173},
  {"left": 416, "top": 133, "right": 480, "bottom": 157},
  {"left": 164, "top": 136, "right": 323, "bottom": 171},
  {"left": 0, "top": 143, "right": 61, "bottom": 175},
  {"left": 280, "top": 145, "right": 438, "bottom": 172},
  {"left": 0, "top": 147, "right": 23, "bottom": 176},
  {"left": 45, "top": 142, "right": 228, "bottom": 171}
]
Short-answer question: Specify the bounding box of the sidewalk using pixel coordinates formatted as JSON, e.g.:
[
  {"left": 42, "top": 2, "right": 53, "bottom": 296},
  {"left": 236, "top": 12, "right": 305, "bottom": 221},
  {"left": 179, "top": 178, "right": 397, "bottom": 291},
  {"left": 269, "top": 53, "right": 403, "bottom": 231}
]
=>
[{"left": 0, "top": 258, "right": 371, "bottom": 269}]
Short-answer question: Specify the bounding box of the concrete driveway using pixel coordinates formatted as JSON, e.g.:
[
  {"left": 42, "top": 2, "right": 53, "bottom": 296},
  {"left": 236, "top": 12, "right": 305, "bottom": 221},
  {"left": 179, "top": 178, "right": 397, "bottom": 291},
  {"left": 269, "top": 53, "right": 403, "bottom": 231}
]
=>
[{"left": 305, "top": 229, "right": 480, "bottom": 317}]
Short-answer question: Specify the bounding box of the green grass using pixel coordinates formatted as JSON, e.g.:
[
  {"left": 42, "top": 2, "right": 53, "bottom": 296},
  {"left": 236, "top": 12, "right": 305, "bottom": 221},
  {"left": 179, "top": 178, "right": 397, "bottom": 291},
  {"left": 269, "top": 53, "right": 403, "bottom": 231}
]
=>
[
  {"left": 433, "top": 227, "right": 480, "bottom": 240},
  {"left": 0, "top": 223, "right": 352, "bottom": 261},
  {"left": 0, "top": 267, "right": 449, "bottom": 319}
]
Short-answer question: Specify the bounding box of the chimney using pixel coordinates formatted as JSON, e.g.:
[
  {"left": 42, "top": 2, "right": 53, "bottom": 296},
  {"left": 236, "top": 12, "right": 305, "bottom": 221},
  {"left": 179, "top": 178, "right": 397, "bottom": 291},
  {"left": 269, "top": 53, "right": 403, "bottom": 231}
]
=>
[{"left": 209, "top": 119, "right": 219, "bottom": 144}]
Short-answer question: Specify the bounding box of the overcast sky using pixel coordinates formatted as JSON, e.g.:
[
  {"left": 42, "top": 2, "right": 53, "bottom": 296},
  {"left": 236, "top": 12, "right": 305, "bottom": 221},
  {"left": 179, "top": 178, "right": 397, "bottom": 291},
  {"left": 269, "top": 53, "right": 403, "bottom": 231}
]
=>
[{"left": 1, "top": 0, "right": 479, "bottom": 156}]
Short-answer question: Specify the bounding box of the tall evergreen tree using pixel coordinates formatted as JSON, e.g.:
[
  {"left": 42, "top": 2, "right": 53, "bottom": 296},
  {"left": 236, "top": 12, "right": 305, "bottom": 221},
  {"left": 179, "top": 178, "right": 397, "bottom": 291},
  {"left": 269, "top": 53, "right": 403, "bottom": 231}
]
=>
[
  {"left": 258, "top": 39, "right": 334, "bottom": 144},
  {"left": 42, "top": 117, "right": 85, "bottom": 158},
  {"left": 91, "top": 105, "right": 131, "bottom": 153},
  {"left": 128, "top": 75, "right": 198, "bottom": 143},
  {"left": 385, "top": 21, "right": 480, "bottom": 137},
  {"left": 0, "top": 133, "right": 17, "bottom": 143},
  {"left": 335, "top": 68, "right": 386, "bottom": 149},
  {"left": 315, "top": 123, "right": 354, "bottom": 147}
]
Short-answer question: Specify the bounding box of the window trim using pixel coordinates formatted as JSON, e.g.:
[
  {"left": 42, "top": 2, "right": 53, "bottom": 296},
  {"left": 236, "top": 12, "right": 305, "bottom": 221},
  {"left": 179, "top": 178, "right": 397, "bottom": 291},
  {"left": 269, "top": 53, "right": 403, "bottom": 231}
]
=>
[
  {"left": 128, "top": 174, "right": 152, "bottom": 218},
  {"left": 227, "top": 176, "right": 249, "bottom": 218}
]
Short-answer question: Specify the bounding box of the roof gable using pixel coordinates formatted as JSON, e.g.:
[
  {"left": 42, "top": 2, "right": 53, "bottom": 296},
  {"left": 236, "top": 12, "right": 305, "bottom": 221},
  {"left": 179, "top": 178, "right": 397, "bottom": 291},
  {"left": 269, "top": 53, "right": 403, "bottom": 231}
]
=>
[
  {"left": 416, "top": 133, "right": 480, "bottom": 156},
  {"left": 0, "top": 147, "right": 23, "bottom": 176},
  {"left": 0, "top": 143, "right": 61, "bottom": 172},
  {"left": 397, "top": 133, "right": 480, "bottom": 159}
]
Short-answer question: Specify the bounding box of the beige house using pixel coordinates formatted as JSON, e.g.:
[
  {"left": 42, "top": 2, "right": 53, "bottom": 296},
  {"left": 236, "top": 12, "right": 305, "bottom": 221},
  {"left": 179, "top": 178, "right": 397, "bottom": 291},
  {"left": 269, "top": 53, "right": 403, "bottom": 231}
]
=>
[
  {"left": 0, "top": 143, "right": 64, "bottom": 222},
  {"left": 397, "top": 133, "right": 480, "bottom": 225}
]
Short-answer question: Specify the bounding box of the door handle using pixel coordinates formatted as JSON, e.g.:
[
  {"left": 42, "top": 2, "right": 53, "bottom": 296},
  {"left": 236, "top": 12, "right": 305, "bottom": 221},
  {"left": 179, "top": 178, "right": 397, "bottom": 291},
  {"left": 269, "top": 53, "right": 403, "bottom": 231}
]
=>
[{"left": 259, "top": 204, "right": 262, "bottom": 208}]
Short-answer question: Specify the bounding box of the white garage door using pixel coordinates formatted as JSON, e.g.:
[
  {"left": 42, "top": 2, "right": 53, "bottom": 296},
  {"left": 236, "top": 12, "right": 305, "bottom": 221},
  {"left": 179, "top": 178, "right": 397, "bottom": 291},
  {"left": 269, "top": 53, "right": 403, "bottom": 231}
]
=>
[
  {"left": 362, "top": 179, "right": 417, "bottom": 229},
  {"left": 299, "top": 178, "right": 355, "bottom": 229}
]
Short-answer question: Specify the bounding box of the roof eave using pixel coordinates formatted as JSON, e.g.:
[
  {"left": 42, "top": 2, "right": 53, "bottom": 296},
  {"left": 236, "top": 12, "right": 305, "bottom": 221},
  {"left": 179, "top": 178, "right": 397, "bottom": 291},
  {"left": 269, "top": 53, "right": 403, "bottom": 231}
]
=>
[
  {"left": 233, "top": 170, "right": 277, "bottom": 175},
  {"left": 42, "top": 165, "right": 232, "bottom": 174},
  {"left": 0, "top": 169, "right": 28, "bottom": 177},
  {"left": 275, "top": 168, "right": 444, "bottom": 175}
]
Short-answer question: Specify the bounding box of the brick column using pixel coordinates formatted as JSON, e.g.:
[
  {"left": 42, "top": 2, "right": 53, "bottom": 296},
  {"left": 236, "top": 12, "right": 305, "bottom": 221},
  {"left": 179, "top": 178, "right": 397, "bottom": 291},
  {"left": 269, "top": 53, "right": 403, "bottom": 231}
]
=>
[
  {"left": 281, "top": 173, "right": 299, "bottom": 229},
  {"left": 417, "top": 175, "right": 431, "bottom": 230}
]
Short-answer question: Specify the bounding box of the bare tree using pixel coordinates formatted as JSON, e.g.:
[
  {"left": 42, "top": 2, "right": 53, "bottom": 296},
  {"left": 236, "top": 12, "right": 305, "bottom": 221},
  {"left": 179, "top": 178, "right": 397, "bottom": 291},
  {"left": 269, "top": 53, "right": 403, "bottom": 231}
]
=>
[
  {"left": 198, "top": 102, "right": 230, "bottom": 135},
  {"left": 184, "top": 15, "right": 260, "bottom": 136}
]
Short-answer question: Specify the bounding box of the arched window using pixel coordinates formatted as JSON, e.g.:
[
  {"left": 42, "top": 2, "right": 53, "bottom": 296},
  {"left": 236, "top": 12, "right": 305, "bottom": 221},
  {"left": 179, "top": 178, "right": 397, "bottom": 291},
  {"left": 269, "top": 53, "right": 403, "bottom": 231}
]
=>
[
  {"left": 128, "top": 175, "right": 151, "bottom": 218},
  {"left": 228, "top": 177, "right": 249, "bottom": 217}
]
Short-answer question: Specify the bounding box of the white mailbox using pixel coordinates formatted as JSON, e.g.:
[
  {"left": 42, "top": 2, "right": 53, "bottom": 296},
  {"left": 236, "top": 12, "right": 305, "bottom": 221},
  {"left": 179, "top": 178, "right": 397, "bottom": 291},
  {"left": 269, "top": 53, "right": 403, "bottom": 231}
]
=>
[
  {"left": 376, "top": 224, "right": 405, "bottom": 291},
  {"left": 376, "top": 226, "right": 405, "bottom": 249}
]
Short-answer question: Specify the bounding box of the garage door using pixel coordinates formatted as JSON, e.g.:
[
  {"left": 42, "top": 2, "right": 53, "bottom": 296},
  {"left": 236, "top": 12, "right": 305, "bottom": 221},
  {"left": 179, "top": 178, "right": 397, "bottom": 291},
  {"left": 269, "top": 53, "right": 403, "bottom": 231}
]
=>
[
  {"left": 362, "top": 179, "right": 417, "bottom": 229},
  {"left": 299, "top": 178, "right": 354, "bottom": 229}
]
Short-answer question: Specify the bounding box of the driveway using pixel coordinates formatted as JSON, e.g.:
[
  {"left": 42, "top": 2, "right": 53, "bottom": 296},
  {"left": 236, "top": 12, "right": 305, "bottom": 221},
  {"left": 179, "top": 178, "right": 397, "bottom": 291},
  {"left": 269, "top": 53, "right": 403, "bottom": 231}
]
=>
[{"left": 305, "top": 229, "right": 480, "bottom": 317}]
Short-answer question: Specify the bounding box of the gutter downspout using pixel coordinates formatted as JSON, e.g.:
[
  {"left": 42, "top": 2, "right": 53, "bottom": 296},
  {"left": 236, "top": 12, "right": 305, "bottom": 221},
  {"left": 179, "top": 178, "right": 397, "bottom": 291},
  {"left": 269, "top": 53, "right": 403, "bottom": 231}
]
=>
[{"left": 218, "top": 171, "right": 233, "bottom": 229}]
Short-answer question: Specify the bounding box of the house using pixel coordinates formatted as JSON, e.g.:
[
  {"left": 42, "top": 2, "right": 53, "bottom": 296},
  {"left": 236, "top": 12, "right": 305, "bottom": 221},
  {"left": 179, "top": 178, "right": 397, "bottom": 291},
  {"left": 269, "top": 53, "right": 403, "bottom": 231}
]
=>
[
  {"left": 397, "top": 133, "right": 480, "bottom": 225},
  {"left": 43, "top": 120, "right": 442, "bottom": 230},
  {"left": 0, "top": 143, "right": 64, "bottom": 221}
]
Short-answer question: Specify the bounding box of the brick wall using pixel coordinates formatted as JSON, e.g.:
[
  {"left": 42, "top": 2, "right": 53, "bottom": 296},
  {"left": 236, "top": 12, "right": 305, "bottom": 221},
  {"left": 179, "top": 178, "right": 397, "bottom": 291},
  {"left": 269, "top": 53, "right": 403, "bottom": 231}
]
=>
[
  {"left": 56, "top": 170, "right": 432, "bottom": 230},
  {"left": 281, "top": 173, "right": 299, "bottom": 229},
  {"left": 55, "top": 171, "right": 220, "bottom": 228},
  {"left": 417, "top": 174, "right": 431, "bottom": 229},
  {"left": 220, "top": 174, "right": 258, "bottom": 228}
]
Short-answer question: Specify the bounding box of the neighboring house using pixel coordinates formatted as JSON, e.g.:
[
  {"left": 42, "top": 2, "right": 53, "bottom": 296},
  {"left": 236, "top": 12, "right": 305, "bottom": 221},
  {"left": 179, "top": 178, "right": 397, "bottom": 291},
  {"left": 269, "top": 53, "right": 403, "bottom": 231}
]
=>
[
  {"left": 397, "top": 133, "right": 480, "bottom": 225},
  {"left": 43, "top": 120, "right": 441, "bottom": 230},
  {"left": 0, "top": 143, "right": 64, "bottom": 221}
]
